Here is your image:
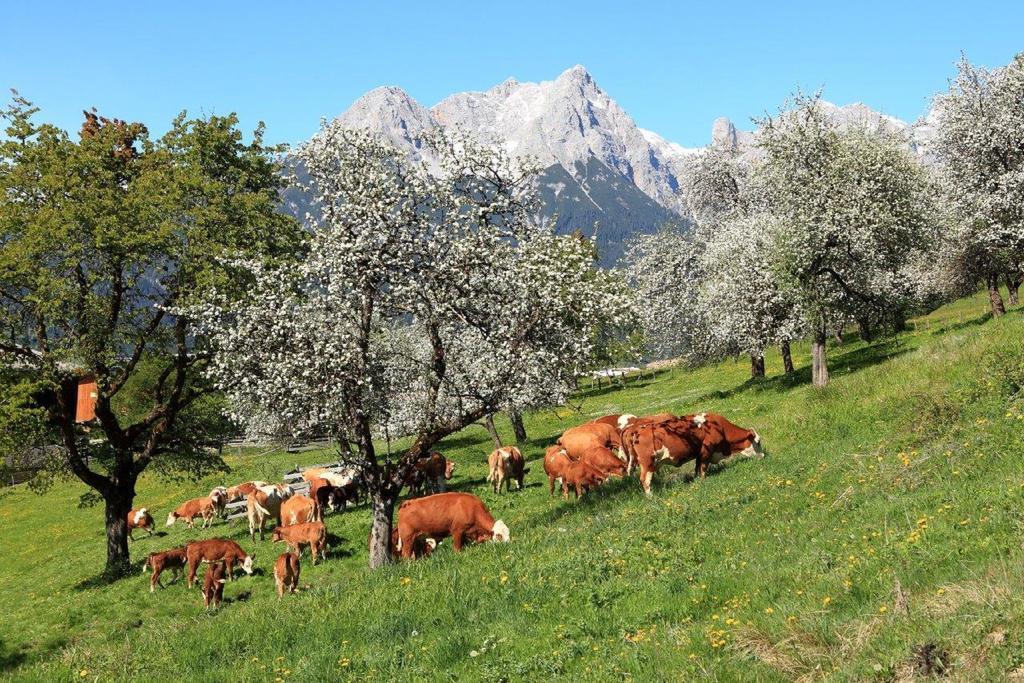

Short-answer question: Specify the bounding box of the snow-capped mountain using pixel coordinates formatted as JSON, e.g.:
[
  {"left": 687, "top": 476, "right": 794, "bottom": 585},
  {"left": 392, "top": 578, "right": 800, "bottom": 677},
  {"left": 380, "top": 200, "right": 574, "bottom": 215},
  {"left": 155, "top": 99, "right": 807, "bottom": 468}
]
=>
[{"left": 310, "top": 66, "right": 930, "bottom": 265}]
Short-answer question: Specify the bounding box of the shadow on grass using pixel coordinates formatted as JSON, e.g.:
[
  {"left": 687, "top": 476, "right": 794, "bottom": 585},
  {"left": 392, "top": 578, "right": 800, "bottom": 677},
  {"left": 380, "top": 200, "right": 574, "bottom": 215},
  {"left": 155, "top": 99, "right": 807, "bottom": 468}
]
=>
[
  {"left": 699, "top": 338, "right": 912, "bottom": 402},
  {"left": 930, "top": 310, "right": 996, "bottom": 335}
]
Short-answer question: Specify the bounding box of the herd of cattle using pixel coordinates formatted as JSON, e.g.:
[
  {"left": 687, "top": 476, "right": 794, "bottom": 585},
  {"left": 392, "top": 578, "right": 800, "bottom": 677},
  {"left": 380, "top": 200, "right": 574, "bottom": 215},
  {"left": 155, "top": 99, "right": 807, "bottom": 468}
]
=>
[{"left": 129, "top": 410, "right": 761, "bottom": 609}]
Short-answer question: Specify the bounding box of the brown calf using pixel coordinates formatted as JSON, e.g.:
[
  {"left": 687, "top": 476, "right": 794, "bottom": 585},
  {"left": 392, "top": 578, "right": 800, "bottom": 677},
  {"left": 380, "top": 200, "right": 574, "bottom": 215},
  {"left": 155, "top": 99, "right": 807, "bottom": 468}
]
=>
[
  {"left": 271, "top": 522, "right": 328, "bottom": 564},
  {"left": 184, "top": 539, "right": 254, "bottom": 588},
  {"left": 143, "top": 547, "right": 187, "bottom": 593},
  {"left": 274, "top": 552, "right": 301, "bottom": 598},
  {"left": 202, "top": 562, "right": 227, "bottom": 610},
  {"left": 389, "top": 528, "right": 438, "bottom": 560},
  {"left": 166, "top": 497, "right": 216, "bottom": 529}
]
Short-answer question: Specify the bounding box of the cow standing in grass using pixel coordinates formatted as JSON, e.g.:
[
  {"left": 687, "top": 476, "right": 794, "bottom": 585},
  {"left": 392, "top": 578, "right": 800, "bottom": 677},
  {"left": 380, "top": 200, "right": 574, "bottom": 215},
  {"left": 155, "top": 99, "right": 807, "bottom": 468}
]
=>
[
  {"left": 143, "top": 547, "right": 187, "bottom": 592},
  {"left": 166, "top": 497, "right": 216, "bottom": 529},
  {"left": 397, "top": 492, "right": 509, "bottom": 558},
  {"left": 184, "top": 539, "right": 254, "bottom": 588},
  {"left": 274, "top": 552, "right": 301, "bottom": 597},
  {"left": 487, "top": 447, "right": 525, "bottom": 493},
  {"left": 127, "top": 508, "right": 155, "bottom": 540}
]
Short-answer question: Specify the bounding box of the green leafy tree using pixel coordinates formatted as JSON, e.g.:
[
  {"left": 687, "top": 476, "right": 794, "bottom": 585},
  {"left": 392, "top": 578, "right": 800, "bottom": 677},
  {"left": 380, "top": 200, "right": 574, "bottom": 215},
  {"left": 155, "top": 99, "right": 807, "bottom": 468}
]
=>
[{"left": 0, "top": 93, "right": 302, "bottom": 576}]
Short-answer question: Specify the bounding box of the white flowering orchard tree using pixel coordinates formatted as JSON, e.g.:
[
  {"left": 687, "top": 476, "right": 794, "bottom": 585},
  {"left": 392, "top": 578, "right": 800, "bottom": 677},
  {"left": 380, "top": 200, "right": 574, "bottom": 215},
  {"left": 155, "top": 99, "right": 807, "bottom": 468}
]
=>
[
  {"left": 932, "top": 54, "right": 1024, "bottom": 315},
  {"left": 622, "top": 223, "right": 711, "bottom": 363},
  {"left": 682, "top": 142, "right": 802, "bottom": 377},
  {"left": 696, "top": 214, "right": 805, "bottom": 377},
  {"left": 196, "top": 126, "right": 631, "bottom": 568},
  {"left": 758, "top": 95, "right": 934, "bottom": 387}
]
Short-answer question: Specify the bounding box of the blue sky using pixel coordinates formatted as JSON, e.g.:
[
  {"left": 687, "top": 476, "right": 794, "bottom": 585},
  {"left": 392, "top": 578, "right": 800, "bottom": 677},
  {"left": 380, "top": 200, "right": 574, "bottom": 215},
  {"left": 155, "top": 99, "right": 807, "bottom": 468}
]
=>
[{"left": 3, "top": 1, "right": 1021, "bottom": 148}]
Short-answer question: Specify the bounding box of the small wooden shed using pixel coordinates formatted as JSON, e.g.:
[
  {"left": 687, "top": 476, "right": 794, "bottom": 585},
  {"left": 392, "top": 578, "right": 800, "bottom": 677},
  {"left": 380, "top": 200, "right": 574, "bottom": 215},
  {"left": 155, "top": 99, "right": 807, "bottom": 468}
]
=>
[{"left": 74, "top": 374, "right": 98, "bottom": 423}]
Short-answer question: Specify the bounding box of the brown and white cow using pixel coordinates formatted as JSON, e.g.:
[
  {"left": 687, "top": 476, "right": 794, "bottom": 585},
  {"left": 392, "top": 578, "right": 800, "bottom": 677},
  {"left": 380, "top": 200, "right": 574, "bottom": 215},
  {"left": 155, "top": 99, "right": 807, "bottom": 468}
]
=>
[
  {"left": 143, "top": 546, "right": 187, "bottom": 592},
  {"left": 617, "top": 412, "right": 676, "bottom": 473},
  {"left": 209, "top": 486, "right": 230, "bottom": 518},
  {"left": 271, "top": 522, "right": 328, "bottom": 564},
  {"left": 684, "top": 412, "right": 764, "bottom": 461},
  {"left": 166, "top": 496, "right": 216, "bottom": 529},
  {"left": 274, "top": 552, "right": 301, "bottom": 598},
  {"left": 308, "top": 478, "right": 346, "bottom": 518},
  {"left": 486, "top": 446, "right": 525, "bottom": 493},
  {"left": 623, "top": 420, "right": 704, "bottom": 496},
  {"left": 245, "top": 484, "right": 295, "bottom": 540},
  {"left": 201, "top": 562, "right": 227, "bottom": 610},
  {"left": 127, "top": 508, "right": 155, "bottom": 540},
  {"left": 184, "top": 539, "right": 254, "bottom": 588},
  {"left": 396, "top": 492, "right": 509, "bottom": 558},
  {"left": 280, "top": 494, "right": 318, "bottom": 526}
]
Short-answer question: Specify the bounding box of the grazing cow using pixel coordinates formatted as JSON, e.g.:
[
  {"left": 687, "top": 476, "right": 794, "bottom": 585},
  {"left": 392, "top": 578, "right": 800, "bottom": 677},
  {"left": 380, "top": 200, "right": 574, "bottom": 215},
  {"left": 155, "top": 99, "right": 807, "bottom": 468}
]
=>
[
  {"left": 544, "top": 446, "right": 607, "bottom": 499},
  {"left": 389, "top": 528, "right": 438, "bottom": 560},
  {"left": 684, "top": 412, "right": 764, "bottom": 460},
  {"left": 281, "top": 494, "right": 318, "bottom": 526},
  {"left": 209, "top": 486, "right": 229, "bottom": 518},
  {"left": 397, "top": 492, "right": 509, "bottom": 558},
  {"left": 143, "top": 547, "right": 187, "bottom": 593},
  {"left": 577, "top": 445, "right": 627, "bottom": 478},
  {"left": 486, "top": 446, "right": 525, "bottom": 493},
  {"left": 225, "top": 481, "right": 270, "bottom": 503},
  {"left": 557, "top": 422, "right": 625, "bottom": 463},
  {"left": 271, "top": 522, "right": 328, "bottom": 564},
  {"left": 624, "top": 420, "right": 708, "bottom": 496},
  {"left": 127, "top": 508, "right": 155, "bottom": 540},
  {"left": 202, "top": 562, "right": 227, "bottom": 610},
  {"left": 166, "top": 496, "right": 216, "bottom": 529},
  {"left": 184, "top": 539, "right": 254, "bottom": 588},
  {"left": 274, "top": 552, "right": 301, "bottom": 598}
]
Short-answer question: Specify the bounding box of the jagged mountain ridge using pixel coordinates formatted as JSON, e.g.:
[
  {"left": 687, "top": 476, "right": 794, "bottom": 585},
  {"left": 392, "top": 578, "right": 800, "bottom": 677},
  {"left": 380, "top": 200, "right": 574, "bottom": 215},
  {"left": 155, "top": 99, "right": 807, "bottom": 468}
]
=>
[{"left": 307, "top": 66, "right": 934, "bottom": 266}]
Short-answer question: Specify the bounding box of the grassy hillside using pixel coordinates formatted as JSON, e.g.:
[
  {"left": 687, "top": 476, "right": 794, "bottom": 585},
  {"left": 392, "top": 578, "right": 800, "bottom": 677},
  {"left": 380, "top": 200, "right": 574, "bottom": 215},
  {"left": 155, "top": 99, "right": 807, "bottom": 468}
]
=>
[{"left": 2, "top": 292, "right": 1024, "bottom": 681}]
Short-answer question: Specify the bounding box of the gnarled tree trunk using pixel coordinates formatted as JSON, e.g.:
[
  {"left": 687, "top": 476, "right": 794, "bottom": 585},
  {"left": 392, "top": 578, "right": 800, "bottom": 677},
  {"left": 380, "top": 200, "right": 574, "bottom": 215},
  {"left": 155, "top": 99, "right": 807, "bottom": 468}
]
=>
[
  {"left": 988, "top": 273, "right": 1007, "bottom": 317},
  {"left": 102, "top": 471, "right": 136, "bottom": 576},
  {"left": 812, "top": 325, "right": 829, "bottom": 388},
  {"left": 1006, "top": 272, "right": 1021, "bottom": 306},
  {"left": 780, "top": 340, "right": 794, "bottom": 375},
  {"left": 368, "top": 488, "right": 398, "bottom": 569},
  {"left": 750, "top": 353, "right": 765, "bottom": 379},
  {"left": 509, "top": 410, "right": 527, "bottom": 443}
]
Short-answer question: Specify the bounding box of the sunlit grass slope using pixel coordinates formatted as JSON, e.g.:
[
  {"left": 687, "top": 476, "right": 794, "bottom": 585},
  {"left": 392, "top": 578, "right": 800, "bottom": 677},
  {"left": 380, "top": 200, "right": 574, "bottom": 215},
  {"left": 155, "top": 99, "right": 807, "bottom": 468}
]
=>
[{"left": 1, "top": 290, "right": 1023, "bottom": 681}]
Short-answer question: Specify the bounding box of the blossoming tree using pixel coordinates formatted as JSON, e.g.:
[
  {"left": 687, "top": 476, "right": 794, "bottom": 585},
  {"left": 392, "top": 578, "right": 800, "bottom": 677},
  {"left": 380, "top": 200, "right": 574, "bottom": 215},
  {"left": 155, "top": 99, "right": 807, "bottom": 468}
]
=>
[
  {"left": 932, "top": 55, "right": 1024, "bottom": 315},
  {"left": 198, "top": 126, "right": 631, "bottom": 568}
]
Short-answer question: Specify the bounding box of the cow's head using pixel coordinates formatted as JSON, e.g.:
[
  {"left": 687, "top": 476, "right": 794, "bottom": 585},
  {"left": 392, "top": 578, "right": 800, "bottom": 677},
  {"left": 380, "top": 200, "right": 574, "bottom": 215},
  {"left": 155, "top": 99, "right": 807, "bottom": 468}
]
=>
[
  {"left": 165, "top": 512, "right": 177, "bottom": 527},
  {"left": 241, "top": 555, "right": 254, "bottom": 575},
  {"left": 491, "top": 520, "right": 511, "bottom": 543},
  {"left": 270, "top": 527, "right": 284, "bottom": 543},
  {"left": 444, "top": 459, "right": 456, "bottom": 480}
]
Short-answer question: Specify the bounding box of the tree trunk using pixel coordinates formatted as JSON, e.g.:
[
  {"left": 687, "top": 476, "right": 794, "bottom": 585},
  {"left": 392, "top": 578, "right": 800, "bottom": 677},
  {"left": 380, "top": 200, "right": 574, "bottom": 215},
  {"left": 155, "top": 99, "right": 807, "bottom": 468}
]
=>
[
  {"left": 833, "top": 323, "right": 844, "bottom": 345},
  {"left": 103, "top": 488, "right": 134, "bottom": 576},
  {"left": 858, "top": 317, "right": 874, "bottom": 343},
  {"left": 483, "top": 414, "right": 502, "bottom": 448},
  {"left": 780, "top": 340, "right": 794, "bottom": 375},
  {"left": 750, "top": 353, "right": 765, "bottom": 379},
  {"left": 509, "top": 410, "right": 527, "bottom": 443},
  {"left": 368, "top": 491, "right": 397, "bottom": 569},
  {"left": 812, "top": 325, "right": 829, "bottom": 388},
  {"left": 988, "top": 273, "right": 1007, "bottom": 317},
  {"left": 1006, "top": 272, "right": 1021, "bottom": 306}
]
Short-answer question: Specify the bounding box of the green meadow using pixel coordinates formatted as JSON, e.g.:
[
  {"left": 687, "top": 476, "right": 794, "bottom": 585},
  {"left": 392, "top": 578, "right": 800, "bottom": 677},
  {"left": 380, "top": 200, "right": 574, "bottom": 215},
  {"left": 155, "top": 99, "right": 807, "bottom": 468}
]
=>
[{"left": 2, "top": 290, "right": 1023, "bottom": 681}]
